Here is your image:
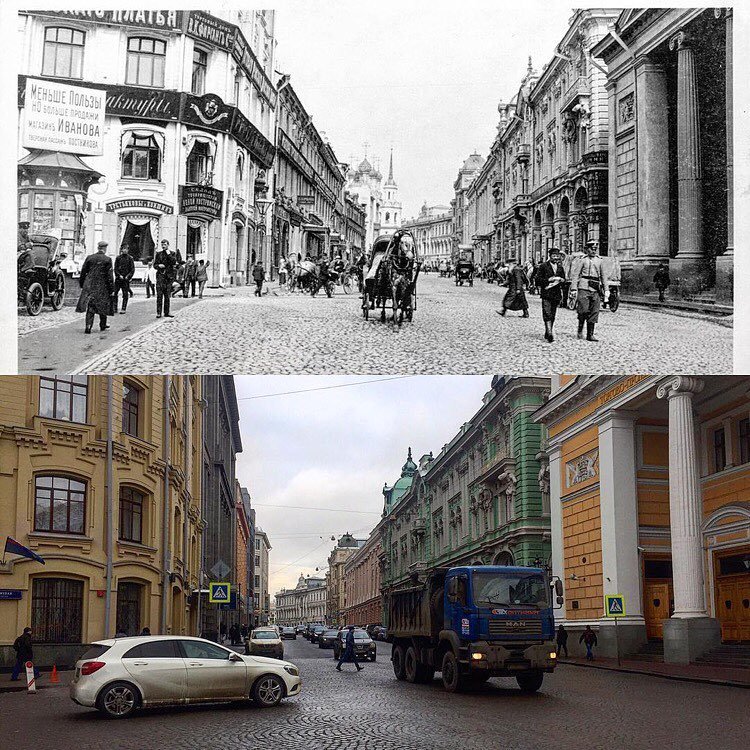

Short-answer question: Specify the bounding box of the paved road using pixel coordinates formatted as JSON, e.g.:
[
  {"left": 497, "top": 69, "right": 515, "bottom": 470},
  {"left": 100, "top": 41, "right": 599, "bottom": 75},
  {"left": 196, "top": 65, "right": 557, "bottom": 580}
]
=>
[
  {"left": 2, "top": 637, "right": 748, "bottom": 750},
  {"left": 17, "top": 275, "right": 732, "bottom": 374}
]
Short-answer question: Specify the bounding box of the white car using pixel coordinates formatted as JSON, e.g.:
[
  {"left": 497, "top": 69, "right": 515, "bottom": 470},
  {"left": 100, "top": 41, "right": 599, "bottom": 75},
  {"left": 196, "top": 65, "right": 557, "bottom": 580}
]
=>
[
  {"left": 247, "top": 627, "right": 284, "bottom": 659},
  {"left": 70, "top": 635, "right": 301, "bottom": 718}
]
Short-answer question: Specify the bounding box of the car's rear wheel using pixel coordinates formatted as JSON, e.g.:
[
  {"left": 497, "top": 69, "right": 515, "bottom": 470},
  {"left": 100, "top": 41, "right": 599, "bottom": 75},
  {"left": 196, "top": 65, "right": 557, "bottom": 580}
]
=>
[
  {"left": 50, "top": 274, "right": 65, "bottom": 310},
  {"left": 25, "top": 282, "right": 44, "bottom": 316},
  {"left": 97, "top": 681, "right": 139, "bottom": 719},
  {"left": 252, "top": 674, "right": 285, "bottom": 707}
]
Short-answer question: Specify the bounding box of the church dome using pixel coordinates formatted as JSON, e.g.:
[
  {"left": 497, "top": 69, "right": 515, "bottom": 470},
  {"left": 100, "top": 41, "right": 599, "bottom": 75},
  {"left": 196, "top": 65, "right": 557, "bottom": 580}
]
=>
[{"left": 358, "top": 157, "right": 373, "bottom": 173}]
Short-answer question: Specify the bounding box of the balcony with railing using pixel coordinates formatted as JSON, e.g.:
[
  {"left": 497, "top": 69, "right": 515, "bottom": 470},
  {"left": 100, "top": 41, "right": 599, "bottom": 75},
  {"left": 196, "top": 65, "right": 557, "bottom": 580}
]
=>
[
  {"left": 516, "top": 144, "right": 531, "bottom": 163},
  {"left": 562, "top": 75, "right": 590, "bottom": 112}
]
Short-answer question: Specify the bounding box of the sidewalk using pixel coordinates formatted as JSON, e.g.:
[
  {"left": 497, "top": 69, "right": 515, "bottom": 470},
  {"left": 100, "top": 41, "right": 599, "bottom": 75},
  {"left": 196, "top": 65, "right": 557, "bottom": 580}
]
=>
[
  {"left": 560, "top": 656, "right": 750, "bottom": 688},
  {"left": 0, "top": 670, "right": 72, "bottom": 694}
]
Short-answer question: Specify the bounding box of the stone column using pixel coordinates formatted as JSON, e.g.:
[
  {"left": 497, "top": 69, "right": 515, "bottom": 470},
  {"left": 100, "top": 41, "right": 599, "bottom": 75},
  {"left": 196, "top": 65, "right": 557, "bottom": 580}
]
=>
[
  {"left": 715, "top": 8, "right": 733, "bottom": 303},
  {"left": 596, "top": 411, "right": 646, "bottom": 658},
  {"left": 669, "top": 32, "right": 707, "bottom": 290},
  {"left": 656, "top": 376, "right": 721, "bottom": 663},
  {"left": 547, "top": 445, "right": 566, "bottom": 622}
]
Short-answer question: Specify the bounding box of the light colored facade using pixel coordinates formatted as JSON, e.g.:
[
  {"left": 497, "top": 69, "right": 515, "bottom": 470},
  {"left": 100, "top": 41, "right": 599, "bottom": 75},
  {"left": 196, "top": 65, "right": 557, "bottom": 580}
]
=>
[
  {"left": 254, "top": 527, "right": 271, "bottom": 625},
  {"left": 341, "top": 529, "right": 382, "bottom": 626},
  {"left": 592, "top": 8, "right": 733, "bottom": 303},
  {"left": 273, "top": 81, "right": 346, "bottom": 263},
  {"left": 378, "top": 150, "right": 402, "bottom": 235},
  {"left": 465, "top": 155, "right": 495, "bottom": 266},
  {"left": 0, "top": 375, "right": 203, "bottom": 668},
  {"left": 489, "top": 10, "right": 617, "bottom": 267},
  {"left": 234, "top": 480, "right": 251, "bottom": 627},
  {"left": 326, "top": 533, "right": 365, "bottom": 626},
  {"left": 402, "top": 203, "right": 453, "bottom": 268},
  {"left": 381, "top": 377, "right": 552, "bottom": 625},
  {"left": 452, "top": 153, "right": 485, "bottom": 259},
  {"left": 344, "top": 192, "right": 367, "bottom": 261},
  {"left": 274, "top": 574, "right": 326, "bottom": 626},
  {"left": 534, "top": 375, "right": 750, "bottom": 663},
  {"left": 345, "top": 156, "right": 383, "bottom": 252},
  {"left": 17, "top": 10, "right": 278, "bottom": 287}
]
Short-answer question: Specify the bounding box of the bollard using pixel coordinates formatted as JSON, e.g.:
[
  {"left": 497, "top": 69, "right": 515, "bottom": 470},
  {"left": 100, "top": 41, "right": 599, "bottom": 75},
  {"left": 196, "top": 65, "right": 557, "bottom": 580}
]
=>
[
  {"left": 50, "top": 665, "right": 60, "bottom": 684},
  {"left": 25, "top": 661, "right": 36, "bottom": 693}
]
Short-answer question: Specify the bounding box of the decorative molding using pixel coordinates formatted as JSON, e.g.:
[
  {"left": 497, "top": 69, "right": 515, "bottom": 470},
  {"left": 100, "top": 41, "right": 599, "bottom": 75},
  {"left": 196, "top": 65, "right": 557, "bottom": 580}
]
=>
[{"left": 565, "top": 449, "right": 599, "bottom": 488}]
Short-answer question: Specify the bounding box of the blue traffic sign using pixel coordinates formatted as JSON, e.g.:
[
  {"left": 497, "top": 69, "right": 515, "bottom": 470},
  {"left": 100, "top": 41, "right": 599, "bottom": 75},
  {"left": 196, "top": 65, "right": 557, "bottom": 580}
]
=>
[{"left": 209, "top": 582, "right": 231, "bottom": 603}]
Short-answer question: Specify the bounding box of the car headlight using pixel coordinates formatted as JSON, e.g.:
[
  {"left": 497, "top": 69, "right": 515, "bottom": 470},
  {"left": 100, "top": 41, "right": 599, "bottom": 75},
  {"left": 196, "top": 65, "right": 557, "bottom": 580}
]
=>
[{"left": 284, "top": 665, "right": 299, "bottom": 676}]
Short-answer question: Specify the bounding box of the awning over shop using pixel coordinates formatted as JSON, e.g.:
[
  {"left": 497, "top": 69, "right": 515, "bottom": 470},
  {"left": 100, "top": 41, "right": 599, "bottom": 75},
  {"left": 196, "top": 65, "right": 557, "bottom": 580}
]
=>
[
  {"left": 18, "top": 149, "right": 103, "bottom": 181},
  {"left": 302, "top": 223, "right": 329, "bottom": 234}
]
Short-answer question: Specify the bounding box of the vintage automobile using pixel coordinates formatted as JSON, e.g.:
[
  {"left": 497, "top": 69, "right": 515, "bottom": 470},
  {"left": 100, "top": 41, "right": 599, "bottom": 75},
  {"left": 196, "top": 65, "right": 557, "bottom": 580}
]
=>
[
  {"left": 454, "top": 258, "right": 475, "bottom": 287},
  {"left": 17, "top": 234, "right": 67, "bottom": 316}
]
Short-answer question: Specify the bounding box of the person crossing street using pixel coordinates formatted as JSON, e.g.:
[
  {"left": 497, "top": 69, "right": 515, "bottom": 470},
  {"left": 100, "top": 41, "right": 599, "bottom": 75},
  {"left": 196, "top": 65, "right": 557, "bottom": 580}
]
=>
[
  {"left": 336, "top": 625, "right": 363, "bottom": 672},
  {"left": 570, "top": 241, "right": 606, "bottom": 341},
  {"left": 535, "top": 247, "right": 566, "bottom": 343},
  {"left": 154, "top": 239, "right": 180, "bottom": 318},
  {"left": 498, "top": 257, "right": 529, "bottom": 317},
  {"left": 114, "top": 245, "right": 135, "bottom": 314},
  {"left": 76, "top": 241, "right": 115, "bottom": 334}
]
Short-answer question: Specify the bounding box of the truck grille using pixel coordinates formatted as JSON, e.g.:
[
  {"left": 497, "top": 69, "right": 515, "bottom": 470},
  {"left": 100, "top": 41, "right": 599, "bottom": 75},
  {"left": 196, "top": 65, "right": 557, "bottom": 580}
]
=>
[{"left": 488, "top": 619, "right": 543, "bottom": 636}]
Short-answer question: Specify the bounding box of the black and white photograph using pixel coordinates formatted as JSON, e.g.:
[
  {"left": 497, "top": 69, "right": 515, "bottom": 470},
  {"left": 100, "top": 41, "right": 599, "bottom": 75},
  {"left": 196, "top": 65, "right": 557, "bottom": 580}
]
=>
[{"left": 12, "top": 5, "right": 735, "bottom": 373}]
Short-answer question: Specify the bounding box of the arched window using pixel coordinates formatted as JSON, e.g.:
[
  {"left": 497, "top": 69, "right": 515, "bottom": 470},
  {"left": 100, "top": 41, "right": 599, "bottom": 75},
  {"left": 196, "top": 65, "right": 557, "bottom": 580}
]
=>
[
  {"left": 385, "top": 212, "right": 390, "bottom": 222},
  {"left": 32, "top": 578, "right": 84, "bottom": 643},
  {"left": 119, "top": 486, "right": 145, "bottom": 543},
  {"left": 34, "top": 475, "right": 86, "bottom": 534},
  {"left": 126, "top": 36, "right": 166, "bottom": 87},
  {"left": 235, "top": 152, "right": 244, "bottom": 193},
  {"left": 42, "top": 27, "right": 85, "bottom": 79},
  {"left": 122, "top": 132, "right": 161, "bottom": 180},
  {"left": 186, "top": 140, "right": 213, "bottom": 185}
]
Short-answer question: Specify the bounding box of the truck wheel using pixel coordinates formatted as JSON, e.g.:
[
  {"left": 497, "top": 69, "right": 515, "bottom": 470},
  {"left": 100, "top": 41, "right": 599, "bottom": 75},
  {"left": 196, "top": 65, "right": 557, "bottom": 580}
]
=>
[
  {"left": 441, "top": 650, "right": 466, "bottom": 693},
  {"left": 516, "top": 671, "right": 544, "bottom": 693},
  {"left": 405, "top": 646, "right": 434, "bottom": 684},
  {"left": 392, "top": 644, "right": 406, "bottom": 680}
]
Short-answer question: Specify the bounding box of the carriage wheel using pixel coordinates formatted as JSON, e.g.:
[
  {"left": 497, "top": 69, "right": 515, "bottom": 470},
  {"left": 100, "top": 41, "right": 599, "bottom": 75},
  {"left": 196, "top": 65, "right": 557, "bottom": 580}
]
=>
[
  {"left": 362, "top": 292, "right": 369, "bottom": 320},
  {"left": 50, "top": 274, "right": 65, "bottom": 310},
  {"left": 25, "top": 282, "right": 44, "bottom": 316},
  {"left": 342, "top": 274, "right": 353, "bottom": 295}
]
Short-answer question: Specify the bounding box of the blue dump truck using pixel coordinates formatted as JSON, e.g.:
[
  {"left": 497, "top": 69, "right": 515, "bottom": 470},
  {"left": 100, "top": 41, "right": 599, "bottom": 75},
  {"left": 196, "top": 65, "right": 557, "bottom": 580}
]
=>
[{"left": 385, "top": 565, "right": 563, "bottom": 693}]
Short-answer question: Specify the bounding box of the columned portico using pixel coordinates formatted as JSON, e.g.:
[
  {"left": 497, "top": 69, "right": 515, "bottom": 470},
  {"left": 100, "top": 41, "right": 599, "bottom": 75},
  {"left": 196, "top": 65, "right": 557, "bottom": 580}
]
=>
[
  {"left": 656, "top": 376, "right": 721, "bottom": 663},
  {"left": 596, "top": 410, "right": 647, "bottom": 656}
]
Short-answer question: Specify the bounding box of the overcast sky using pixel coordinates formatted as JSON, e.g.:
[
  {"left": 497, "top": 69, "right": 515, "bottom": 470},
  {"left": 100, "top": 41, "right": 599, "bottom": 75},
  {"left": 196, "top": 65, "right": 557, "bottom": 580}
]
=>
[
  {"left": 273, "top": 0, "right": 574, "bottom": 219},
  {"left": 234, "top": 375, "right": 493, "bottom": 596}
]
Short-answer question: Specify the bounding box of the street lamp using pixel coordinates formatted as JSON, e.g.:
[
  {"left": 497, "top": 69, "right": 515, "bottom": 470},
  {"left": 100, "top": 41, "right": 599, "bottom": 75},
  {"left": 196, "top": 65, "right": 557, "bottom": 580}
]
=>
[{"left": 252, "top": 197, "right": 274, "bottom": 280}]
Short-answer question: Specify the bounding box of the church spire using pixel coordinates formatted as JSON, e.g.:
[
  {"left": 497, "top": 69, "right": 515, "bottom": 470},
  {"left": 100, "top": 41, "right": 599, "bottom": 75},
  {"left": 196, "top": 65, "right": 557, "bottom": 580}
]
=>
[{"left": 388, "top": 148, "right": 394, "bottom": 182}]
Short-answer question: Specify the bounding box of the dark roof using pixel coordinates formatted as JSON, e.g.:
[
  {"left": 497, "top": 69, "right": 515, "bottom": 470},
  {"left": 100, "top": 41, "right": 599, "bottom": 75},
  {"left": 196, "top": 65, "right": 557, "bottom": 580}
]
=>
[{"left": 18, "top": 150, "right": 102, "bottom": 179}]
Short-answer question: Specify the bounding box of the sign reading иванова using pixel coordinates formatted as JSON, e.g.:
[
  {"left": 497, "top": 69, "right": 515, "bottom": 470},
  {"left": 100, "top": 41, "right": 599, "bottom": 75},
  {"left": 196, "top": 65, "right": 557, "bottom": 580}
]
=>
[
  {"left": 23, "top": 78, "right": 105, "bottom": 156},
  {"left": 179, "top": 185, "right": 223, "bottom": 219}
]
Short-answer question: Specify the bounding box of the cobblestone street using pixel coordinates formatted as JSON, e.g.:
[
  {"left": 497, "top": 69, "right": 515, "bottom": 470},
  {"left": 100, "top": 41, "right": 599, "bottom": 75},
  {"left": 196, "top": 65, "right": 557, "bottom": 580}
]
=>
[
  {"left": 17, "top": 275, "right": 732, "bottom": 374},
  {"left": 2, "top": 637, "right": 748, "bottom": 750}
]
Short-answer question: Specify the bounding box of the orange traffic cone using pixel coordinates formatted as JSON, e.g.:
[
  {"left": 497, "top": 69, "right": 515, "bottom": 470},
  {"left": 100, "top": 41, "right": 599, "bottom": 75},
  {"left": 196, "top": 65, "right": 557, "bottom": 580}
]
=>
[{"left": 49, "top": 665, "right": 59, "bottom": 684}]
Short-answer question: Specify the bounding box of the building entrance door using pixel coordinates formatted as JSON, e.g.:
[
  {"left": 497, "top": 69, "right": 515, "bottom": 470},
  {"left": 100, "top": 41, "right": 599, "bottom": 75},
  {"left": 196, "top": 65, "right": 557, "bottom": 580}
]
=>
[
  {"left": 716, "top": 576, "right": 750, "bottom": 642},
  {"left": 643, "top": 581, "right": 673, "bottom": 640}
]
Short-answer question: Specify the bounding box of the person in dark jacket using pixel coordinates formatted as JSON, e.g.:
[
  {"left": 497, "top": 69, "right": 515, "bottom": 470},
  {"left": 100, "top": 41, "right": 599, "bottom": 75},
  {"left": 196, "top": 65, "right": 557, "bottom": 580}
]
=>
[
  {"left": 336, "top": 625, "right": 363, "bottom": 672},
  {"left": 252, "top": 261, "right": 266, "bottom": 297},
  {"left": 579, "top": 625, "right": 598, "bottom": 660},
  {"left": 536, "top": 247, "right": 567, "bottom": 343},
  {"left": 76, "top": 241, "right": 115, "bottom": 334},
  {"left": 114, "top": 245, "right": 135, "bottom": 313},
  {"left": 184, "top": 258, "right": 197, "bottom": 297},
  {"left": 154, "top": 239, "right": 181, "bottom": 318},
  {"left": 140, "top": 627, "right": 151, "bottom": 636},
  {"left": 10, "top": 628, "right": 38, "bottom": 681},
  {"left": 653, "top": 262, "right": 671, "bottom": 302},
  {"left": 498, "top": 258, "right": 529, "bottom": 317},
  {"left": 556, "top": 623, "right": 569, "bottom": 658}
]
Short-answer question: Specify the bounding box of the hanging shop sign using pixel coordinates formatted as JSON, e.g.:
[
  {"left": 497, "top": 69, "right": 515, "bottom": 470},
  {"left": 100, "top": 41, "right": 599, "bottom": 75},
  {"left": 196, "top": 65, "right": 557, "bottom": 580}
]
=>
[
  {"left": 297, "top": 195, "right": 315, "bottom": 206},
  {"left": 31, "top": 10, "right": 183, "bottom": 31},
  {"left": 106, "top": 198, "right": 173, "bottom": 214},
  {"left": 185, "top": 10, "right": 236, "bottom": 51},
  {"left": 230, "top": 109, "right": 275, "bottom": 169},
  {"left": 107, "top": 85, "right": 181, "bottom": 121},
  {"left": 22, "top": 78, "right": 105, "bottom": 156},
  {"left": 183, "top": 93, "right": 232, "bottom": 132},
  {"left": 179, "top": 185, "right": 223, "bottom": 219}
]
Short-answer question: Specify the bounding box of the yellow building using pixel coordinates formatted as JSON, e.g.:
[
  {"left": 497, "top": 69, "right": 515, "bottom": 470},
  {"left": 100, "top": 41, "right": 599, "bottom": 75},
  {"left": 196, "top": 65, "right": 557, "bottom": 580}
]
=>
[
  {"left": 0, "top": 375, "right": 204, "bottom": 668},
  {"left": 535, "top": 375, "right": 750, "bottom": 664}
]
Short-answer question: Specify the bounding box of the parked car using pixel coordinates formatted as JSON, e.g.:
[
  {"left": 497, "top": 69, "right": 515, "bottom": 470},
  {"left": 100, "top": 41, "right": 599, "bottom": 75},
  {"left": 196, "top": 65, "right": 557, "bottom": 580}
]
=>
[
  {"left": 365, "top": 624, "right": 381, "bottom": 638},
  {"left": 70, "top": 635, "right": 301, "bottom": 718},
  {"left": 373, "top": 626, "right": 388, "bottom": 641},
  {"left": 280, "top": 627, "right": 297, "bottom": 640},
  {"left": 332, "top": 628, "right": 377, "bottom": 662},
  {"left": 247, "top": 628, "right": 284, "bottom": 660},
  {"left": 296, "top": 625, "right": 305, "bottom": 635},
  {"left": 309, "top": 625, "right": 326, "bottom": 644},
  {"left": 318, "top": 629, "right": 340, "bottom": 649}
]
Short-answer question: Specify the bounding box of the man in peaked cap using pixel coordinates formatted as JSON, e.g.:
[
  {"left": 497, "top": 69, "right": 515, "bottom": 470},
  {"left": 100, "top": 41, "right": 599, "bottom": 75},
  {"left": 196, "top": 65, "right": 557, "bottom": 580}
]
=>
[{"left": 76, "top": 241, "right": 115, "bottom": 334}]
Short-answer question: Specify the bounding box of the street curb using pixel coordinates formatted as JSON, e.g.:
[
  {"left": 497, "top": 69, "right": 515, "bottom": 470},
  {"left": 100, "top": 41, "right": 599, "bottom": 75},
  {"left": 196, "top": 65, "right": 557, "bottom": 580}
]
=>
[{"left": 559, "top": 659, "right": 750, "bottom": 689}]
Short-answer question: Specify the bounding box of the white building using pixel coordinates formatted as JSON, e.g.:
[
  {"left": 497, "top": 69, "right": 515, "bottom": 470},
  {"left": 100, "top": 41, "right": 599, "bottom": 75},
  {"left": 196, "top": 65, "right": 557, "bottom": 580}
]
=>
[
  {"left": 402, "top": 203, "right": 453, "bottom": 267},
  {"left": 17, "top": 10, "right": 277, "bottom": 287},
  {"left": 378, "top": 150, "right": 402, "bottom": 235},
  {"left": 254, "top": 527, "right": 271, "bottom": 625},
  {"left": 274, "top": 574, "right": 326, "bottom": 626}
]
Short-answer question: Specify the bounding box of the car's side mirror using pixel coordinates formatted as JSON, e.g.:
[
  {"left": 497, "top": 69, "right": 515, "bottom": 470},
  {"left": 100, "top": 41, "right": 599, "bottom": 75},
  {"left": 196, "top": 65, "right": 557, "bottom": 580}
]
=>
[{"left": 228, "top": 652, "right": 242, "bottom": 661}]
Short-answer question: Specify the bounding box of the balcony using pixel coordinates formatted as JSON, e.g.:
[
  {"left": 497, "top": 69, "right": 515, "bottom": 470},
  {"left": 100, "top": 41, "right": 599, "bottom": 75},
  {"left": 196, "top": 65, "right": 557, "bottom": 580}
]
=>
[
  {"left": 511, "top": 193, "right": 531, "bottom": 209},
  {"left": 562, "top": 75, "right": 590, "bottom": 112},
  {"left": 582, "top": 150, "right": 608, "bottom": 167},
  {"left": 516, "top": 144, "right": 531, "bottom": 163}
]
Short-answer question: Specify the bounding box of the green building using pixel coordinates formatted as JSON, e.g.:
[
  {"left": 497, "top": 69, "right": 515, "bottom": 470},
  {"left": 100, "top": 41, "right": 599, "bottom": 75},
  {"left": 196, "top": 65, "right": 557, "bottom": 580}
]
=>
[{"left": 380, "top": 376, "right": 552, "bottom": 617}]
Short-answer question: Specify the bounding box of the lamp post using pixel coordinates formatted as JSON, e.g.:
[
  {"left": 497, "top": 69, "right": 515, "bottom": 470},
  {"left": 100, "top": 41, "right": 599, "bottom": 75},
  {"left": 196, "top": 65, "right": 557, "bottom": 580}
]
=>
[{"left": 254, "top": 197, "right": 274, "bottom": 281}]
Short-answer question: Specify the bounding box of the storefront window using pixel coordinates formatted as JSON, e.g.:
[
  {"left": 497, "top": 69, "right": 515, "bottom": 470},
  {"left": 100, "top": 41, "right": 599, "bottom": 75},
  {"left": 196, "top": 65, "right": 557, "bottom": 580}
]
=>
[
  {"left": 42, "top": 27, "right": 85, "bottom": 79},
  {"left": 126, "top": 36, "right": 166, "bottom": 88},
  {"left": 122, "top": 133, "right": 161, "bottom": 181},
  {"left": 187, "top": 222, "right": 203, "bottom": 259},
  {"left": 186, "top": 141, "right": 213, "bottom": 185},
  {"left": 192, "top": 48, "right": 207, "bottom": 95}
]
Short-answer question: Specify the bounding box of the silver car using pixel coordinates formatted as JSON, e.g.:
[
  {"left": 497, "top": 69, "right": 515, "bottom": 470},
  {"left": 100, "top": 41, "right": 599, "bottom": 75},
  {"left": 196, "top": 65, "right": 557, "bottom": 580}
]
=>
[{"left": 70, "top": 635, "right": 301, "bottom": 718}]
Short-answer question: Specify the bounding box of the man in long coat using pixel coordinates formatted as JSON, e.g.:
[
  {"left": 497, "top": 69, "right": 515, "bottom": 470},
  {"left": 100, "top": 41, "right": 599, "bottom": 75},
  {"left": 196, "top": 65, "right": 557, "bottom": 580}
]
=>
[
  {"left": 498, "top": 257, "right": 529, "bottom": 317},
  {"left": 76, "top": 240, "right": 115, "bottom": 334},
  {"left": 114, "top": 245, "right": 135, "bottom": 314},
  {"left": 536, "top": 247, "right": 566, "bottom": 342},
  {"left": 154, "top": 239, "right": 180, "bottom": 317}
]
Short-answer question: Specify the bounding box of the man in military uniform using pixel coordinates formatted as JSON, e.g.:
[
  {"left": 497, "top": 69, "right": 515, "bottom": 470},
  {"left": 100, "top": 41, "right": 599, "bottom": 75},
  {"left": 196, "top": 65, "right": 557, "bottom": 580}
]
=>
[
  {"left": 114, "top": 245, "right": 135, "bottom": 314},
  {"left": 570, "top": 240, "right": 607, "bottom": 341},
  {"left": 154, "top": 239, "right": 179, "bottom": 318},
  {"left": 76, "top": 241, "right": 115, "bottom": 334}
]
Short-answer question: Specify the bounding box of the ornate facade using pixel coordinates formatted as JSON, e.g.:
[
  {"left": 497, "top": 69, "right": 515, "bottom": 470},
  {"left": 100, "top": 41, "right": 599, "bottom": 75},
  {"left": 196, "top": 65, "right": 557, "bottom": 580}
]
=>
[
  {"left": 326, "top": 532, "right": 365, "bottom": 626},
  {"left": 274, "top": 574, "right": 326, "bottom": 626},
  {"left": 401, "top": 203, "right": 453, "bottom": 267},
  {"left": 380, "top": 377, "right": 551, "bottom": 623},
  {"left": 0, "top": 375, "right": 203, "bottom": 669},
  {"left": 452, "top": 153, "right": 485, "bottom": 258},
  {"left": 341, "top": 530, "right": 382, "bottom": 627},
  {"left": 535, "top": 375, "right": 750, "bottom": 663}
]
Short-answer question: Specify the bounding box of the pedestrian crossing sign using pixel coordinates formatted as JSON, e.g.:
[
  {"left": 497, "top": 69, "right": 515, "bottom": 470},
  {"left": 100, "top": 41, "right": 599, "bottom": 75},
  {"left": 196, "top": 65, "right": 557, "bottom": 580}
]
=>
[
  {"left": 209, "top": 582, "right": 231, "bottom": 603},
  {"left": 605, "top": 594, "right": 626, "bottom": 618}
]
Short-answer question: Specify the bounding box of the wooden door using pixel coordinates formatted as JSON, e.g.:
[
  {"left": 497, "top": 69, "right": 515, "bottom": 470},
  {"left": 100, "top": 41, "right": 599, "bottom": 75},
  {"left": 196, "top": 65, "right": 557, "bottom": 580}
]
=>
[
  {"left": 717, "top": 576, "right": 750, "bottom": 642},
  {"left": 643, "top": 581, "right": 671, "bottom": 640}
]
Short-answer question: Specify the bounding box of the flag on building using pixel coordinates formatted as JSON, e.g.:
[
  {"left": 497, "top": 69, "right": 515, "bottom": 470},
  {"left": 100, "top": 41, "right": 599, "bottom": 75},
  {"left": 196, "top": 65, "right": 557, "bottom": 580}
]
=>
[{"left": 3, "top": 537, "right": 45, "bottom": 564}]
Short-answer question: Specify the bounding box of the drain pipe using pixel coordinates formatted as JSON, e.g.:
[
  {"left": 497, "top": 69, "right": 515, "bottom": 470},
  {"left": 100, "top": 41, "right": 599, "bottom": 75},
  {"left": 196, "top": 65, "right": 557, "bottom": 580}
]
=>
[
  {"left": 103, "top": 376, "right": 114, "bottom": 637},
  {"left": 161, "top": 375, "right": 172, "bottom": 634}
]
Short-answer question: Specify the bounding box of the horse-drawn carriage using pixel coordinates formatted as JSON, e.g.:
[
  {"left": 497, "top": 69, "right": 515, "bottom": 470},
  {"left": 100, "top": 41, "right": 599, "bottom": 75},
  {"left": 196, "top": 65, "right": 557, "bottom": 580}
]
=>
[
  {"left": 17, "top": 234, "right": 67, "bottom": 316},
  {"left": 455, "top": 258, "right": 475, "bottom": 286},
  {"left": 362, "top": 230, "right": 420, "bottom": 326}
]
